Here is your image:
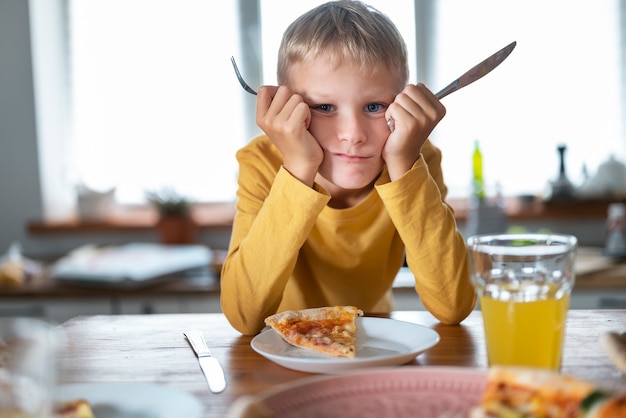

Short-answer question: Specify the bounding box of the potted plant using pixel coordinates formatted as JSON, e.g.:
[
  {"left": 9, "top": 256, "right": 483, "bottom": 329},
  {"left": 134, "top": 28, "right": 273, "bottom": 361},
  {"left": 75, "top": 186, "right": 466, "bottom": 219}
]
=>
[{"left": 146, "top": 188, "right": 197, "bottom": 244}]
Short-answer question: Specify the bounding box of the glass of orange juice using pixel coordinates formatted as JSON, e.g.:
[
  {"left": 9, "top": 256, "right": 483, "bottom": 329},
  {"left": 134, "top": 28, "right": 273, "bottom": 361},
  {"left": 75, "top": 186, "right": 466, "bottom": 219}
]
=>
[{"left": 467, "top": 233, "right": 577, "bottom": 370}]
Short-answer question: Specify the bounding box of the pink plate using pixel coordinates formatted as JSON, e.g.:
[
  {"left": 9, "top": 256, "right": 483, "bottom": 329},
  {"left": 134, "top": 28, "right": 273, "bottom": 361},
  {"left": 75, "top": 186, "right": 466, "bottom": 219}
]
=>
[{"left": 256, "top": 366, "right": 487, "bottom": 418}]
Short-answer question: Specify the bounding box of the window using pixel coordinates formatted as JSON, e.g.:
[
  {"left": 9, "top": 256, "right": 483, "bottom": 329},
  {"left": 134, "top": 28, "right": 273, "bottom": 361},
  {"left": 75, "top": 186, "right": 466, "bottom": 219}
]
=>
[
  {"left": 33, "top": 1, "right": 625, "bottom": 222},
  {"left": 430, "top": 0, "right": 623, "bottom": 199},
  {"left": 68, "top": 0, "right": 245, "bottom": 204},
  {"left": 67, "top": 0, "right": 415, "bottom": 207}
]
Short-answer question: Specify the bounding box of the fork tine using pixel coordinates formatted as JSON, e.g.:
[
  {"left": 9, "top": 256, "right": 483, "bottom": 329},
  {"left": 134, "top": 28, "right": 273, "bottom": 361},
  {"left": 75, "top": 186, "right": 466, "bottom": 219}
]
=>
[{"left": 230, "top": 56, "right": 257, "bottom": 96}]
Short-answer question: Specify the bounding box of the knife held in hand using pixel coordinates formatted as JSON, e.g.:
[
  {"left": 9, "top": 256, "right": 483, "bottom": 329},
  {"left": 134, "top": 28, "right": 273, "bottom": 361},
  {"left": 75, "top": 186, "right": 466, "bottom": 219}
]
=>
[
  {"left": 435, "top": 40, "right": 516, "bottom": 100},
  {"left": 184, "top": 330, "right": 227, "bottom": 394},
  {"left": 387, "top": 40, "right": 516, "bottom": 132}
]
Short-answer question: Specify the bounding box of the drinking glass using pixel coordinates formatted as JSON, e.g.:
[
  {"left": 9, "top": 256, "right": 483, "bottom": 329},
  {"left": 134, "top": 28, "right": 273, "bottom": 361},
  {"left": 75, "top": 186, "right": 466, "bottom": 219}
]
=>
[
  {"left": 467, "top": 233, "right": 577, "bottom": 370},
  {"left": 0, "top": 317, "right": 62, "bottom": 417}
]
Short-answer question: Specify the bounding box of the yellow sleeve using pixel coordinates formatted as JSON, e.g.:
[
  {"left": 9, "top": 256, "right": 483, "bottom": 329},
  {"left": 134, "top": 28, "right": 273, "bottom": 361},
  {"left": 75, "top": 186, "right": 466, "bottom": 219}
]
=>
[
  {"left": 375, "top": 140, "right": 476, "bottom": 324},
  {"left": 220, "top": 138, "right": 330, "bottom": 335}
]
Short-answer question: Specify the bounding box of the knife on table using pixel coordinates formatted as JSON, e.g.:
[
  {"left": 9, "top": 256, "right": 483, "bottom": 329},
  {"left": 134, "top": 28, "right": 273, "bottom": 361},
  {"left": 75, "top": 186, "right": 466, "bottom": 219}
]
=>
[{"left": 184, "top": 330, "right": 227, "bottom": 393}]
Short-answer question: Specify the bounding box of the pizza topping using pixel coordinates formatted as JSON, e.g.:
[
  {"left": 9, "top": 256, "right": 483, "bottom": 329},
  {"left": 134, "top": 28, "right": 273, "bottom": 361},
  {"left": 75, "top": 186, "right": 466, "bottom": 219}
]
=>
[{"left": 581, "top": 390, "right": 611, "bottom": 412}]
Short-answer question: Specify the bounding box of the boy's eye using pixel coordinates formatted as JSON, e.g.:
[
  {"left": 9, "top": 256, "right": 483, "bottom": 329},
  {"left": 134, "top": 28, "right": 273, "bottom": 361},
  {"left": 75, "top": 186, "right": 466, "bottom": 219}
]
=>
[
  {"left": 365, "top": 103, "right": 385, "bottom": 113},
  {"left": 312, "top": 104, "right": 333, "bottom": 112}
]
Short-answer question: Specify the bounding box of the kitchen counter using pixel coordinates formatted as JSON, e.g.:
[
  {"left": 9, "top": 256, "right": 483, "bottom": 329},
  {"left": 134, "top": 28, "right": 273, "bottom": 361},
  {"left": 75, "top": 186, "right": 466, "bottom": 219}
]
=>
[
  {"left": 0, "top": 267, "right": 219, "bottom": 299},
  {"left": 0, "top": 267, "right": 221, "bottom": 323},
  {"left": 573, "top": 247, "right": 626, "bottom": 289},
  {"left": 26, "top": 197, "right": 626, "bottom": 234},
  {"left": 392, "top": 247, "right": 626, "bottom": 310},
  {"left": 2, "top": 247, "right": 625, "bottom": 322}
]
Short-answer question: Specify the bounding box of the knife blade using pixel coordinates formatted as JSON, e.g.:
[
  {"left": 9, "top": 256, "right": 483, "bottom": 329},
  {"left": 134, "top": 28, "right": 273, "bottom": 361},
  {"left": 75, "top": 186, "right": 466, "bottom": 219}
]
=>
[
  {"left": 184, "top": 330, "right": 226, "bottom": 393},
  {"left": 434, "top": 40, "right": 517, "bottom": 100},
  {"left": 386, "top": 41, "right": 516, "bottom": 132}
]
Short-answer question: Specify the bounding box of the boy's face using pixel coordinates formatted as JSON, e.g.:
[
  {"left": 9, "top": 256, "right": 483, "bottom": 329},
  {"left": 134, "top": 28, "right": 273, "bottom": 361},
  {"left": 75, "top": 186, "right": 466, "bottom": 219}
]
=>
[{"left": 286, "top": 57, "right": 401, "bottom": 195}]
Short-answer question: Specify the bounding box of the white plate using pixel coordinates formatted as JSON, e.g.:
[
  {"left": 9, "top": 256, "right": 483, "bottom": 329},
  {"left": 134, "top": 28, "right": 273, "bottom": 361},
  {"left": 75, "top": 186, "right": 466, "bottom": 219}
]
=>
[
  {"left": 55, "top": 383, "right": 203, "bottom": 418},
  {"left": 250, "top": 317, "right": 440, "bottom": 374}
]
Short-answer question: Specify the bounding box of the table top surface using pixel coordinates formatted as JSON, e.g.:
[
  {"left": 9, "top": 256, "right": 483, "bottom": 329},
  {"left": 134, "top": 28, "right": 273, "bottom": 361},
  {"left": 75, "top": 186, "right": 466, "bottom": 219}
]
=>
[{"left": 57, "top": 309, "right": 626, "bottom": 417}]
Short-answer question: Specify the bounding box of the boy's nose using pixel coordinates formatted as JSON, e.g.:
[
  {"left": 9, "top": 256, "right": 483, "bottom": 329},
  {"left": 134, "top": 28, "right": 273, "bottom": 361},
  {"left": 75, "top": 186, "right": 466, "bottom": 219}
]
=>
[{"left": 337, "top": 114, "right": 366, "bottom": 144}]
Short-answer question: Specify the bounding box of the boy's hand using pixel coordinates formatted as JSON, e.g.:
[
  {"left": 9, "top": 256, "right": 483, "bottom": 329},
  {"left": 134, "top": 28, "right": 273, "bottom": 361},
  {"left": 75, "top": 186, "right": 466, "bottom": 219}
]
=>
[
  {"left": 256, "top": 86, "right": 323, "bottom": 187},
  {"left": 383, "top": 83, "right": 446, "bottom": 181}
]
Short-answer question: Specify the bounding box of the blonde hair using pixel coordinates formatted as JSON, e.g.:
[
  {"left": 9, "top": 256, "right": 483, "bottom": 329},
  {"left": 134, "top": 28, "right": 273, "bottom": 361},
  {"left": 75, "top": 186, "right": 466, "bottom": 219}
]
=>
[{"left": 277, "top": 1, "right": 409, "bottom": 91}]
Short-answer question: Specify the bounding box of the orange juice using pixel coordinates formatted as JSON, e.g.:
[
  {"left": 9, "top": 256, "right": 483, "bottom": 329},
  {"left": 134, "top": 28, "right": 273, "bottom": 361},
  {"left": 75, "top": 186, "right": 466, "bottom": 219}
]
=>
[{"left": 480, "top": 294, "right": 570, "bottom": 370}]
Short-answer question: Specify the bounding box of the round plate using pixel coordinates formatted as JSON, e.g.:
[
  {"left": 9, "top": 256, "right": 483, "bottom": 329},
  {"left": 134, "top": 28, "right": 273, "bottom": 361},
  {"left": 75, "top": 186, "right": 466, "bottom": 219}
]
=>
[
  {"left": 250, "top": 317, "right": 440, "bottom": 374},
  {"left": 56, "top": 382, "right": 203, "bottom": 418},
  {"left": 255, "top": 366, "right": 487, "bottom": 418}
]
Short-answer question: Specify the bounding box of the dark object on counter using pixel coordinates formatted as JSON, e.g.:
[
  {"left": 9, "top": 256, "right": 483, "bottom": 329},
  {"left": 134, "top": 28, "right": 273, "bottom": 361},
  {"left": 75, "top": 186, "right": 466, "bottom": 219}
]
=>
[
  {"left": 546, "top": 144, "right": 576, "bottom": 202},
  {"left": 517, "top": 194, "right": 537, "bottom": 209},
  {"left": 605, "top": 203, "right": 626, "bottom": 258}
]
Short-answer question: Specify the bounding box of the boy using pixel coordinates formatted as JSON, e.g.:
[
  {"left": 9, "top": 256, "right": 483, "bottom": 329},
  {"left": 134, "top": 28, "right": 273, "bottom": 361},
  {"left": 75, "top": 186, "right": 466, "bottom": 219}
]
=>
[{"left": 221, "top": 0, "right": 476, "bottom": 335}]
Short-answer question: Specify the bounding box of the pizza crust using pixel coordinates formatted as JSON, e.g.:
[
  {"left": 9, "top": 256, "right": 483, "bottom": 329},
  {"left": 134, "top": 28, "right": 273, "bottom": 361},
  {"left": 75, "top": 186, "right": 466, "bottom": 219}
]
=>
[
  {"left": 265, "top": 306, "right": 362, "bottom": 323},
  {"left": 599, "top": 331, "right": 626, "bottom": 373},
  {"left": 54, "top": 399, "right": 95, "bottom": 418}
]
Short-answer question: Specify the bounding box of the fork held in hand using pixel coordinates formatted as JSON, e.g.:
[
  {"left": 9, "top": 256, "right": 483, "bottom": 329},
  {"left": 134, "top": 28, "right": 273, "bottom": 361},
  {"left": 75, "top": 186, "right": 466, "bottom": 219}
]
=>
[
  {"left": 230, "top": 56, "right": 257, "bottom": 95},
  {"left": 232, "top": 55, "right": 397, "bottom": 132}
]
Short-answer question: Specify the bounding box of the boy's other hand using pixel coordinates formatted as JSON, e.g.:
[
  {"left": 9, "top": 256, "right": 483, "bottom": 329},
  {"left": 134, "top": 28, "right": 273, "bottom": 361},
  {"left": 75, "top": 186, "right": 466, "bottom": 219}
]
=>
[
  {"left": 256, "top": 85, "right": 323, "bottom": 187},
  {"left": 383, "top": 83, "right": 446, "bottom": 181}
]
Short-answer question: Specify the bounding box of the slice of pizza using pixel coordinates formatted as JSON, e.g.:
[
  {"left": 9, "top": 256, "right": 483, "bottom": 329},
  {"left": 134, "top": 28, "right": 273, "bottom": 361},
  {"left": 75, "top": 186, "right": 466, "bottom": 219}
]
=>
[
  {"left": 470, "top": 366, "right": 626, "bottom": 418},
  {"left": 264, "top": 306, "right": 363, "bottom": 358}
]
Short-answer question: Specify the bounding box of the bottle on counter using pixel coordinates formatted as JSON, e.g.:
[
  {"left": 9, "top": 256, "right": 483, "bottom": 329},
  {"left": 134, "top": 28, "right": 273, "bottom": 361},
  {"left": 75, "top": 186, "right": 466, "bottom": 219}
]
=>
[
  {"left": 465, "top": 140, "right": 508, "bottom": 236},
  {"left": 545, "top": 144, "right": 575, "bottom": 202},
  {"left": 472, "top": 140, "right": 485, "bottom": 201},
  {"left": 605, "top": 203, "right": 626, "bottom": 258}
]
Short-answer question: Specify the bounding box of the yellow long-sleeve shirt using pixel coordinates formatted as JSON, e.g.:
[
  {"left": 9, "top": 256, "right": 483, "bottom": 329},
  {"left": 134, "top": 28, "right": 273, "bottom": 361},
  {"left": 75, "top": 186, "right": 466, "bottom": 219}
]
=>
[{"left": 221, "top": 135, "right": 476, "bottom": 335}]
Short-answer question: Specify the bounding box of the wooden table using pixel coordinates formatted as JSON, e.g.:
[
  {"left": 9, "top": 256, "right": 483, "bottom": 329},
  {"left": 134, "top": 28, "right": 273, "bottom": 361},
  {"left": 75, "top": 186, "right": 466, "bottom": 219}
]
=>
[{"left": 57, "top": 310, "right": 626, "bottom": 417}]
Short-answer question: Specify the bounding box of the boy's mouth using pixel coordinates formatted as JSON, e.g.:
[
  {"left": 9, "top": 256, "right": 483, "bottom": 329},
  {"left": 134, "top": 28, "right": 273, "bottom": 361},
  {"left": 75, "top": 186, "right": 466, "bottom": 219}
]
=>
[{"left": 334, "top": 153, "right": 370, "bottom": 163}]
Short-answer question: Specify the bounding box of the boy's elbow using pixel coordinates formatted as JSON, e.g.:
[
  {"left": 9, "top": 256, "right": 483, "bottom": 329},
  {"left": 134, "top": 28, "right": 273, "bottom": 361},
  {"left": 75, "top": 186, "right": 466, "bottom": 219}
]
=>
[
  {"left": 237, "top": 320, "right": 265, "bottom": 336},
  {"left": 436, "top": 310, "right": 471, "bottom": 326},
  {"left": 423, "top": 292, "right": 476, "bottom": 325},
  {"left": 221, "top": 304, "right": 265, "bottom": 336}
]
